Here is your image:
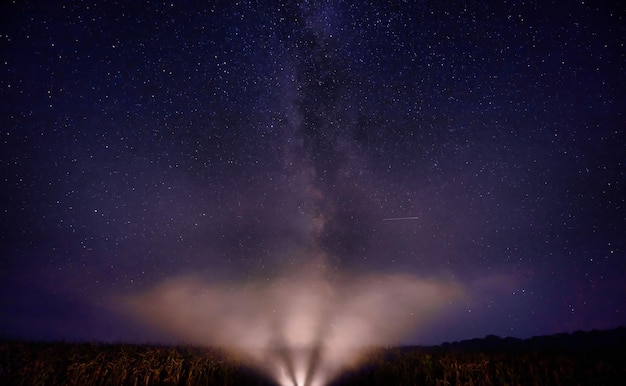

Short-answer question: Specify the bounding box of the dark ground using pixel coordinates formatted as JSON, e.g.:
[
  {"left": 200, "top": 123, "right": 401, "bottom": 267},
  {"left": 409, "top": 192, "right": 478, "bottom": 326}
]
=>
[{"left": 2, "top": 327, "right": 625, "bottom": 386}]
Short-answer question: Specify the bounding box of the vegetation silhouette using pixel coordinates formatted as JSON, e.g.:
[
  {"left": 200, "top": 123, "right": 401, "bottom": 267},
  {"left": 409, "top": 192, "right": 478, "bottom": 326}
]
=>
[{"left": 1, "top": 327, "right": 625, "bottom": 385}]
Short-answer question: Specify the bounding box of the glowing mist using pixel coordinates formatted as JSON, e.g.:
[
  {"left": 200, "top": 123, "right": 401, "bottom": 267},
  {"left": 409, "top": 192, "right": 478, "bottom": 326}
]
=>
[{"left": 125, "top": 264, "right": 462, "bottom": 386}]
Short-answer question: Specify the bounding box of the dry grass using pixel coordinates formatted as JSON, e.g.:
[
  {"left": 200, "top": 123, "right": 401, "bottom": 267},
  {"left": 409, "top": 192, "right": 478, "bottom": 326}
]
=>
[{"left": 1, "top": 340, "right": 625, "bottom": 385}]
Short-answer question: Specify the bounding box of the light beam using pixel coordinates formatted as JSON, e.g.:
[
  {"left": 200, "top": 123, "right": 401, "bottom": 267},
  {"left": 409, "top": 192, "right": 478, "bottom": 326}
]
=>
[{"left": 124, "top": 262, "right": 463, "bottom": 386}]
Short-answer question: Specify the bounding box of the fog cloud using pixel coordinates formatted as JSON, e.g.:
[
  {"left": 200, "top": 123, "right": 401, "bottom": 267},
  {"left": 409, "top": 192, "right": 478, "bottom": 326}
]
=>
[{"left": 125, "top": 263, "right": 463, "bottom": 386}]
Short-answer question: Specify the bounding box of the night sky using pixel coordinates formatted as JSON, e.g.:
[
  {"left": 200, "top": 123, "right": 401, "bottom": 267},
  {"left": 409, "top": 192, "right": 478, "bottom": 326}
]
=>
[{"left": 1, "top": 1, "right": 625, "bottom": 346}]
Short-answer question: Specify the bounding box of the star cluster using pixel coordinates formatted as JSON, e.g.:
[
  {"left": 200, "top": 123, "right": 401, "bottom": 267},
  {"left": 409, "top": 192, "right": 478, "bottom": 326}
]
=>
[{"left": 1, "top": 1, "right": 624, "bottom": 344}]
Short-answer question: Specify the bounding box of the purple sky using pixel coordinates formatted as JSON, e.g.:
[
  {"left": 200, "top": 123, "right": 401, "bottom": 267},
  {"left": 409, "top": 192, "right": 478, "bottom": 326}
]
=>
[{"left": 1, "top": 1, "right": 624, "bottom": 346}]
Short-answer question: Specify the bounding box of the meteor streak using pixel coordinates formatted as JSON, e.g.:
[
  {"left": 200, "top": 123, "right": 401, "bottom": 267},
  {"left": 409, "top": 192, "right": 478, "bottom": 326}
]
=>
[{"left": 382, "top": 216, "right": 419, "bottom": 221}]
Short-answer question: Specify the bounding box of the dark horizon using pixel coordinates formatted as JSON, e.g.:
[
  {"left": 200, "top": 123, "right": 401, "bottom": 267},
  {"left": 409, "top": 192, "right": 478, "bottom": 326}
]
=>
[
  {"left": 1, "top": 1, "right": 625, "bottom": 348},
  {"left": 3, "top": 325, "right": 626, "bottom": 351}
]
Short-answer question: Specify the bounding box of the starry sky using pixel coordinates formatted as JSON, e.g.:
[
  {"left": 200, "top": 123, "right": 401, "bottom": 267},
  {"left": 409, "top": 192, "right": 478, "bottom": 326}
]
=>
[{"left": 1, "top": 1, "right": 624, "bottom": 346}]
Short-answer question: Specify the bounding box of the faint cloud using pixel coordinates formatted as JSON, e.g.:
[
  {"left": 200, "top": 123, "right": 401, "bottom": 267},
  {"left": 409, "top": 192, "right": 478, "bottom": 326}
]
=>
[{"left": 123, "top": 261, "right": 463, "bottom": 386}]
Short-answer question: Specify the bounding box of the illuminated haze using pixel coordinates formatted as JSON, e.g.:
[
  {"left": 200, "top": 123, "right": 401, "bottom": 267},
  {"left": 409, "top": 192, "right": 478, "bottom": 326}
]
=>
[{"left": 127, "top": 259, "right": 462, "bottom": 386}]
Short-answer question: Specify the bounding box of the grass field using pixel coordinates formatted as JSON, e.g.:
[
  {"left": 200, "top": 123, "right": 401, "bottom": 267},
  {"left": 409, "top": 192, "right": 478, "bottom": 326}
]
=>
[{"left": 1, "top": 329, "right": 625, "bottom": 385}]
